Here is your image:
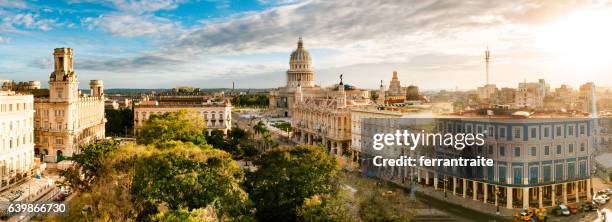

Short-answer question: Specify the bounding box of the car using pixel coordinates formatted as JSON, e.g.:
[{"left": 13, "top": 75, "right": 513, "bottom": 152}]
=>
[
  {"left": 581, "top": 202, "right": 598, "bottom": 212},
  {"left": 54, "top": 193, "right": 66, "bottom": 202},
  {"left": 597, "top": 194, "right": 610, "bottom": 202},
  {"left": 555, "top": 204, "right": 571, "bottom": 216},
  {"left": 381, "top": 191, "right": 396, "bottom": 197},
  {"left": 605, "top": 188, "right": 612, "bottom": 195},
  {"left": 593, "top": 196, "right": 607, "bottom": 204},
  {"left": 567, "top": 204, "right": 578, "bottom": 214}
]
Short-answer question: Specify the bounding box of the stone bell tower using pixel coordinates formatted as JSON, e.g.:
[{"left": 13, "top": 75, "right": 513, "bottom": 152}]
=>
[{"left": 49, "top": 48, "right": 79, "bottom": 103}]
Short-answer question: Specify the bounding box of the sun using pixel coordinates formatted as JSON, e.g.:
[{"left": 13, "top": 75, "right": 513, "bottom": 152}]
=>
[{"left": 535, "top": 9, "right": 612, "bottom": 71}]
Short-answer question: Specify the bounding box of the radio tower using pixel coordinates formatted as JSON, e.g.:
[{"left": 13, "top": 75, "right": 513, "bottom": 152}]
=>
[{"left": 485, "top": 46, "right": 490, "bottom": 85}]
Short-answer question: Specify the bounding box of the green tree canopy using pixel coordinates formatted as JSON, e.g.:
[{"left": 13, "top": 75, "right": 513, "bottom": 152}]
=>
[
  {"left": 246, "top": 145, "right": 339, "bottom": 221},
  {"left": 130, "top": 144, "right": 248, "bottom": 219},
  {"left": 105, "top": 108, "right": 134, "bottom": 137},
  {"left": 58, "top": 140, "right": 119, "bottom": 192},
  {"left": 136, "top": 110, "right": 207, "bottom": 146}
]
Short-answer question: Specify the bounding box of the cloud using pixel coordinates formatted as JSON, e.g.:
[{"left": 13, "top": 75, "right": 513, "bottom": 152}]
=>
[
  {"left": 0, "top": 36, "right": 10, "bottom": 44},
  {"left": 0, "top": 0, "right": 27, "bottom": 8},
  {"left": 110, "top": 0, "right": 185, "bottom": 14},
  {"left": 82, "top": 14, "right": 177, "bottom": 37},
  {"left": 76, "top": 55, "right": 181, "bottom": 71},
  {"left": 2, "top": 13, "right": 60, "bottom": 31},
  {"left": 29, "top": 57, "right": 53, "bottom": 69}
]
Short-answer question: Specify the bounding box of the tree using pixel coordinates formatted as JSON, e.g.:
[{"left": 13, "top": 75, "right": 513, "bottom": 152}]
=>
[
  {"left": 130, "top": 144, "right": 248, "bottom": 219},
  {"left": 297, "top": 193, "right": 352, "bottom": 222},
  {"left": 137, "top": 110, "right": 207, "bottom": 146},
  {"left": 58, "top": 140, "right": 119, "bottom": 191},
  {"left": 370, "top": 91, "right": 379, "bottom": 101},
  {"left": 105, "top": 108, "right": 134, "bottom": 137},
  {"left": 246, "top": 146, "right": 339, "bottom": 221},
  {"left": 231, "top": 94, "right": 269, "bottom": 107},
  {"left": 252, "top": 121, "right": 267, "bottom": 137}
]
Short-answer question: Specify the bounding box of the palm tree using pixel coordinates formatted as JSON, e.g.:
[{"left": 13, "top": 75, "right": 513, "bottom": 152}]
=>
[{"left": 252, "top": 121, "right": 266, "bottom": 137}]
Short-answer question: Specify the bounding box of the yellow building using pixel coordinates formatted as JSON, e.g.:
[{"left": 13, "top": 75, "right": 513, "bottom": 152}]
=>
[{"left": 33, "top": 48, "right": 106, "bottom": 161}]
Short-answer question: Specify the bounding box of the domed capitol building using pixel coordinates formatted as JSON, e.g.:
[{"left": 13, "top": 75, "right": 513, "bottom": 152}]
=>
[
  {"left": 268, "top": 38, "right": 370, "bottom": 118},
  {"left": 269, "top": 38, "right": 372, "bottom": 157}
]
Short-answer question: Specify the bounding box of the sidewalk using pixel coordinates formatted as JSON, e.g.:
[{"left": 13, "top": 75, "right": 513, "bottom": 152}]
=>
[
  {"left": 387, "top": 179, "right": 515, "bottom": 220},
  {"left": 0, "top": 177, "right": 55, "bottom": 203}
]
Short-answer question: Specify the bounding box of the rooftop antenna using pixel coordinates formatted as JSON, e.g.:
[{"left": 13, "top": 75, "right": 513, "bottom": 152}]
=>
[{"left": 485, "top": 46, "right": 490, "bottom": 85}]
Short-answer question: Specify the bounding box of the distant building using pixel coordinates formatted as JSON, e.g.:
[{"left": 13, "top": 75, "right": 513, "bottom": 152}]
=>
[
  {"left": 105, "top": 99, "right": 120, "bottom": 110},
  {"left": 33, "top": 48, "right": 106, "bottom": 161},
  {"left": 387, "top": 71, "right": 404, "bottom": 99},
  {"left": 477, "top": 84, "right": 498, "bottom": 100},
  {"left": 516, "top": 79, "right": 548, "bottom": 108},
  {"left": 499, "top": 87, "right": 516, "bottom": 105},
  {"left": 0, "top": 90, "right": 36, "bottom": 188},
  {"left": 405, "top": 85, "right": 421, "bottom": 101},
  {"left": 268, "top": 38, "right": 322, "bottom": 117},
  {"left": 133, "top": 95, "right": 232, "bottom": 135}
]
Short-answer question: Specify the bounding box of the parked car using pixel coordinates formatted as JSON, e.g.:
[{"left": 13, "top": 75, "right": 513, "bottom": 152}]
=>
[
  {"left": 554, "top": 204, "right": 571, "bottom": 216},
  {"left": 567, "top": 204, "right": 578, "bottom": 214},
  {"left": 54, "top": 193, "right": 66, "bottom": 202},
  {"left": 581, "top": 202, "right": 598, "bottom": 212},
  {"left": 593, "top": 196, "right": 607, "bottom": 204},
  {"left": 605, "top": 188, "right": 612, "bottom": 195},
  {"left": 597, "top": 194, "right": 610, "bottom": 202}
]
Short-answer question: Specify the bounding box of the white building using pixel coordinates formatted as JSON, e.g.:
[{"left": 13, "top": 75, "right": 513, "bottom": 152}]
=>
[
  {"left": 0, "top": 90, "right": 35, "bottom": 188},
  {"left": 33, "top": 48, "right": 106, "bottom": 161},
  {"left": 134, "top": 97, "right": 232, "bottom": 135}
]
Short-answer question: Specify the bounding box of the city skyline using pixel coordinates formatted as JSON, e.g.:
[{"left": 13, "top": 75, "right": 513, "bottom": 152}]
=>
[{"left": 1, "top": 0, "right": 612, "bottom": 89}]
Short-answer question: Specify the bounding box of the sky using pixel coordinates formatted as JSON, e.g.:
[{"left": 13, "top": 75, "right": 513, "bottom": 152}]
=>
[{"left": 1, "top": 0, "right": 612, "bottom": 90}]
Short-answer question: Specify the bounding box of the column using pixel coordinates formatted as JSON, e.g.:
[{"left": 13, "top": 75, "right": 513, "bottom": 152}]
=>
[
  {"left": 522, "top": 188, "right": 529, "bottom": 209},
  {"left": 484, "top": 184, "right": 488, "bottom": 203},
  {"left": 538, "top": 187, "right": 543, "bottom": 208},
  {"left": 453, "top": 177, "right": 457, "bottom": 195},
  {"left": 506, "top": 187, "right": 513, "bottom": 209},
  {"left": 562, "top": 183, "right": 568, "bottom": 204},
  {"left": 587, "top": 179, "right": 592, "bottom": 200},
  {"left": 463, "top": 180, "right": 467, "bottom": 198},
  {"left": 425, "top": 172, "right": 430, "bottom": 185},
  {"left": 494, "top": 186, "right": 499, "bottom": 207},
  {"left": 337, "top": 142, "right": 343, "bottom": 156},
  {"left": 417, "top": 169, "right": 421, "bottom": 183},
  {"left": 551, "top": 185, "right": 556, "bottom": 206},
  {"left": 574, "top": 181, "right": 579, "bottom": 203},
  {"left": 473, "top": 181, "right": 478, "bottom": 200},
  {"left": 433, "top": 172, "right": 439, "bottom": 190}
]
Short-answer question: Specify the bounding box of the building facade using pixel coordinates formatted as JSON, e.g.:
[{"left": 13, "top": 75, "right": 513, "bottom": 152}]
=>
[
  {"left": 358, "top": 109, "right": 594, "bottom": 210},
  {"left": 268, "top": 38, "right": 324, "bottom": 117},
  {"left": 33, "top": 48, "right": 106, "bottom": 161},
  {"left": 134, "top": 96, "right": 232, "bottom": 135},
  {"left": 386, "top": 71, "right": 404, "bottom": 100},
  {"left": 0, "top": 90, "right": 36, "bottom": 188},
  {"left": 291, "top": 81, "right": 372, "bottom": 156}
]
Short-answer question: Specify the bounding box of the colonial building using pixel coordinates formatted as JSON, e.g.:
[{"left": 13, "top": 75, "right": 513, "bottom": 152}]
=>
[
  {"left": 291, "top": 80, "right": 372, "bottom": 156},
  {"left": 33, "top": 48, "right": 106, "bottom": 161},
  {"left": 133, "top": 95, "right": 232, "bottom": 135},
  {"left": 358, "top": 108, "right": 594, "bottom": 210},
  {"left": 0, "top": 90, "right": 36, "bottom": 189},
  {"left": 268, "top": 38, "right": 324, "bottom": 117}
]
